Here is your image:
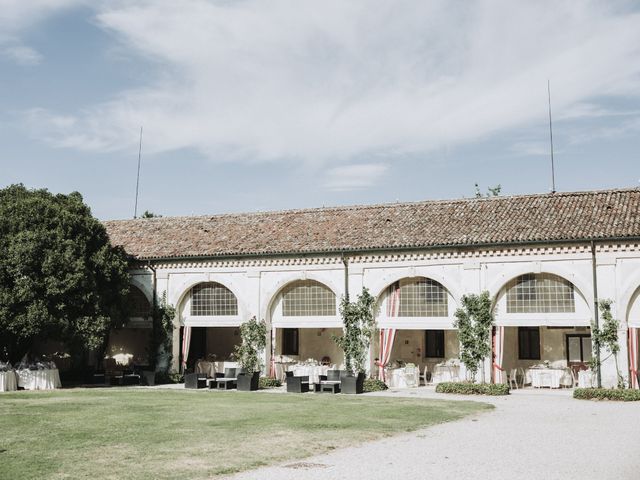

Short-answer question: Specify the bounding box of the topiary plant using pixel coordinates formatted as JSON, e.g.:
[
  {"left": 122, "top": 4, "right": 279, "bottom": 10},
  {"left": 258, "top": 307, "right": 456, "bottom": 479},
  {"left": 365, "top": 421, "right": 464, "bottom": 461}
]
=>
[{"left": 235, "top": 316, "right": 267, "bottom": 374}]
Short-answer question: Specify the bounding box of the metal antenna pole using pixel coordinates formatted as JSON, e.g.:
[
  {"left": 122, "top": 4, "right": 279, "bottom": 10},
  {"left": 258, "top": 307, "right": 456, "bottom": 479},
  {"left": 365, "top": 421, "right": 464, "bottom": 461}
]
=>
[
  {"left": 548, "top": 80, "right": 556, "bottom": 193},
  {"left": 134, "top": 126, "right": 143, "bottom": 218}
]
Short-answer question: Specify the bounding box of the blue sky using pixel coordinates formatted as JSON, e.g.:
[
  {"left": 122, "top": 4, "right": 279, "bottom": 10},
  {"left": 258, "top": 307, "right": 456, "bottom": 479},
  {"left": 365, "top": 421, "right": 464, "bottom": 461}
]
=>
[{"left": 1, "top": 1, "right": 639, "bottom": 220}]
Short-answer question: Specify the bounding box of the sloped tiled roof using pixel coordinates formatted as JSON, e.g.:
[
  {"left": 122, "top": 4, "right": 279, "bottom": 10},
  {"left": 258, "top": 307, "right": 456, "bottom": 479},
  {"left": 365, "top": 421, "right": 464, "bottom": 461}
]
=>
[{"left": 103, "top": 188, "right": 640, "bottom": 260}]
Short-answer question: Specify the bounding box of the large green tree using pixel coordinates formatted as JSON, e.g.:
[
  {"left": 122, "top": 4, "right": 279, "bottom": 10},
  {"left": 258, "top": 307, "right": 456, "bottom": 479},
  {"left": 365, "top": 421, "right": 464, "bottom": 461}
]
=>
[{"left": 0, "top": 184, "right": 131, "bottom": 363}]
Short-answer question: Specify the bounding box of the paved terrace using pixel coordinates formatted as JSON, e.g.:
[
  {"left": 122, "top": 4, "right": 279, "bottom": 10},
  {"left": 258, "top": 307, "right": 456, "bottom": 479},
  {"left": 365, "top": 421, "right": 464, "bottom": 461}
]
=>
[{"left": 224, "top": 387, "right": 640, "bottom": 480}]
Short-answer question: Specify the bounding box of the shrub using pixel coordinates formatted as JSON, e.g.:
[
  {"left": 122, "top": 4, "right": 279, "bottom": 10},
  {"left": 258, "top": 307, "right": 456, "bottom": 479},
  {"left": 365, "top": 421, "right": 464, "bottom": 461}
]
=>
[
  {"left": 573, "top": 388, "right": 640, "bottom": 401},
  {"left": 363, "top": 378, "right": 388, "bottom": 393},
  {"left": 259, "top": 377, "right": 282, "bottom": 389},
  {"left": 435, "top": 382, "right": 510, "bottom": 396},
  {"left": 155, "top": 372, "right": 184, "bottom": 385}
]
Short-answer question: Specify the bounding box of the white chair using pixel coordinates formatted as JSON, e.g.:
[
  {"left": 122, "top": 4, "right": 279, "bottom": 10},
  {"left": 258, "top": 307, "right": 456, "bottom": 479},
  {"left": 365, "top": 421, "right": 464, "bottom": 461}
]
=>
[
  {"left": 422, "top": 365, "right": 430, "bottom": 385},
  {"left": 562, "top": 368, "right": 576, "bottom": 388},
  {"left": 518, "top": 367, "right": 530, "bottom": 387},
  {"left": 404, "top": 365, "right": 417, "bottom": 387},
  {"left": 507, "top": 368, "right": 519, "bottom": 389}
]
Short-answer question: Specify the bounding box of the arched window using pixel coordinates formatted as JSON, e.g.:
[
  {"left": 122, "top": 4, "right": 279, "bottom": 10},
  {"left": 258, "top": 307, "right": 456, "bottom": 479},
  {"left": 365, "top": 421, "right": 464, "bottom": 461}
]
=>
[
  {"left": 397, "top": 278, "right": 448, "bottom": 317},
  {"left": 505, "top": 273, "right": 575, "bottom": 313},
  {"left": 282, "top": 280, "right": 336, "bottom": 316},
  {"left": 128, "top": 286, "right": 151, "bottom": 318},
  {"left": 190, "top": 282, "right": 238, "bottom": 316}
]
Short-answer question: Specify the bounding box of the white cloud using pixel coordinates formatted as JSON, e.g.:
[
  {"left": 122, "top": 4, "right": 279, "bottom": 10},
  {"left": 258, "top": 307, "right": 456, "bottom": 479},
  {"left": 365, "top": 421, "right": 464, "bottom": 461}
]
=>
[
  {"left": 322, "top": 163, "right": 389, "bottom": 191},
  {"left": 19, "top": 0, "right": 640, "bottom": 165},
  {"left": 0, "top": 0, "right": 87, "bottom": 66},
  {"left": 0, "top": 45, "right": 42, "bottom": 65}
]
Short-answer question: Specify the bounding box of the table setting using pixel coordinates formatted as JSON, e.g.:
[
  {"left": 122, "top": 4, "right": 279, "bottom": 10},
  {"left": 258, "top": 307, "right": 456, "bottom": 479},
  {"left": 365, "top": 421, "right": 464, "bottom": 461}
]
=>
[
  {"left": 527, "top": 364, "right": 572, "bottom": 389},
  {"left": 432, "top": 359, "right": 461, "bottom": 384},
  {"left": 386, "top": 363, "right": 420, "bottom": 388},
  {"left": 0, "top": 361, "right": 18, "bottom": 392},
  {"left": 289, "top": 359, "right": 331, "bottom": 384},
  {"left": 14, "top": 360, "right": 61, "bottom": 390}
]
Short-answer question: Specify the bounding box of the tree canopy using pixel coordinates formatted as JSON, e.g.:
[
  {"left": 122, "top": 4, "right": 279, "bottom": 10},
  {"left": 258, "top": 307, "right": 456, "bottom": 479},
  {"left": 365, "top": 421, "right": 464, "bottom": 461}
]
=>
[{"left": 0, "top": 184, "right": 131, "bottom": 362}]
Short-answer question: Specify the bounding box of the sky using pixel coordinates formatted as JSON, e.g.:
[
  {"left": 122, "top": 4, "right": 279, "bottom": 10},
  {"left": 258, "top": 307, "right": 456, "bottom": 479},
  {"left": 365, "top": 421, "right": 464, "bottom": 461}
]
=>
[{"left": 1, "top": 0, "right": 639, "bottom": 220}]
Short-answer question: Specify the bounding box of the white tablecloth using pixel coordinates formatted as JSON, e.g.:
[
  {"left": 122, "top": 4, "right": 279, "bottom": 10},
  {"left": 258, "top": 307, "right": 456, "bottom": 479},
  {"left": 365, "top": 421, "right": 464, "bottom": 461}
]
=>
[
  {"left": 529, "top": 368, "right": 566, "bottom": 389},
  {"left": 195, "top": 361, "right": 217, "bottom": 377},
  {"left": 16, "top": 369, "right": 61, "bottom": 390},
  {"left": 290, "top": 365, "right": 329, "bottom": 384},
  {"left": 432, "top": 365, "right": 460, "bottom": 384},
  {"left": 578, "top": 370, "right": 594, "bottom": 388},
  {"left": 387, "top": 368, "right": 420, "bottom": 388},
  {"left": 0, "top": 371, "right": 17, "bottom": 392}
]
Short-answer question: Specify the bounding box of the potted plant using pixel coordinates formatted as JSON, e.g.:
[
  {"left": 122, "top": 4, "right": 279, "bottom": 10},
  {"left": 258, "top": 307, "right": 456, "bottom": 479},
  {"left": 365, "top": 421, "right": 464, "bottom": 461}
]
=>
[
  {"left": 333, "top": 288, "right": 377, "bottom": 394},
  {"left": 235, "top": 316, "right": 267, "bottom": 391}
]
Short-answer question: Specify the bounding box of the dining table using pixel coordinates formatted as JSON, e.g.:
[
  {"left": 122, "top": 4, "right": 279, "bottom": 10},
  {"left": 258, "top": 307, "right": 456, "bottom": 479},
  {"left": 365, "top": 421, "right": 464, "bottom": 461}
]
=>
[
  {"left": 195, "top": 360, "right": 239, "bottom": 378},
  {"left": 386, "top": 367, "right": 419, "bottom": 388},
  {"left": 289, "top": 365, "right": 329, "bottom": 384},
  {"left": 528, "top": 367, "right": 568, "bottom": 389},
  {"left": 0, "top": 371, "right": 18, "bottom": 392},
  {"left": 195, "top": 360, "right": 217, "bottom": 378},
  {"left": 15, "top": 368, "right": 62, "bottom": 390},
  {"left": 431, "top": 364, "right": 461, "bottom": 384}
]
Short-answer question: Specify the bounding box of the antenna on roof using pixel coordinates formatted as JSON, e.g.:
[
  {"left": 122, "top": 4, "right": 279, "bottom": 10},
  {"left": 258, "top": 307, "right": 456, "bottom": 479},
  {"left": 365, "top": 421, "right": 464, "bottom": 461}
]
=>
[
  {"left": 547, "top": 80, "right": 556, "bottom": 194},
  {"left": 134, "top": 126, "right": 143, "bottom": 218}
]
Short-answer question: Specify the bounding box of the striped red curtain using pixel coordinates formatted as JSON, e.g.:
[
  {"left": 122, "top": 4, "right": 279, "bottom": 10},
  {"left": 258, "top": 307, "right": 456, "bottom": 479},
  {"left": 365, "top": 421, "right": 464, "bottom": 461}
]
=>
[
  {"left": 492, "top": 326, "right": 505, "bottom": 384},
  {"left": 379, "top": 282, "right": 400, "bottom": 381}
]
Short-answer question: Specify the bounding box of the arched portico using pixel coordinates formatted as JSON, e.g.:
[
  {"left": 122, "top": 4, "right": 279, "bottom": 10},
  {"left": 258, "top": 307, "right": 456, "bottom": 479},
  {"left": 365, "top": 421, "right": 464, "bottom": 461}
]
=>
[
  {"left": 175, "top": 280, "right": 245, "bottom": 372},
  {"left": 374, "top": 276, "right": 461, "bottom": 385},
  {"left": 491, "top": 272, "right": 592, "bottom": 387},
  {"left": 267, "top": 278, "right": 343, "bottom": 379}
]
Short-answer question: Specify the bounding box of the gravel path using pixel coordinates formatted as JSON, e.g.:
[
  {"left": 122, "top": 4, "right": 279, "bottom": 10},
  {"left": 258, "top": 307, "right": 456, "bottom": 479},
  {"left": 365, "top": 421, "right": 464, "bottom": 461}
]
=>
[{"left": 224, "top": 388, "right": 640, "bottom": 480}]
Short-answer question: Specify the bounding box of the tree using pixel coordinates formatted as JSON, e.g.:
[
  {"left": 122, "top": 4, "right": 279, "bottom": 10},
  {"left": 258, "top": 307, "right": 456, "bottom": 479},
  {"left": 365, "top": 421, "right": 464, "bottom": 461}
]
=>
[
  {"left": 235, "top": 316, "right": 267, "bottom": 374},
  {"left": 590, "top": 299, "right": 624, "bottom": 388},
  {"left": 141, "top": 211, "right": 162, "bottom": 218},
  {"left": 333, "top": 288, "right": 377, "bottom": 375},
  {"left": 148, "top": 292, "right": 175, "bottom": 374},
  {"left": 0, "top": 184, "right": 131, "bottom": 364},
  {"left": 474, "top": 183, "right": 502, "bottom": 198},
  {"left": 453, "top": 291, "right": 494, "bottom": 382}
]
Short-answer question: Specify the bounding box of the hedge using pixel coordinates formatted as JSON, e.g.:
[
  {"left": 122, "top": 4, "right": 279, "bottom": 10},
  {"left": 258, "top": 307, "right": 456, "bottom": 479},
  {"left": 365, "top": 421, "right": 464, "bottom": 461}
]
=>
[
  {"left": 435, "top": 382, "right": 510, "bottom": 396},
  {"left": 573, "top": 388, "right": 640, "bottom": 401},
  {"left": 363, "top": 378, "right": 388, "bottom": 392},
  {"left": 259, "top": 377, "right": 282, "bottom": 389}
]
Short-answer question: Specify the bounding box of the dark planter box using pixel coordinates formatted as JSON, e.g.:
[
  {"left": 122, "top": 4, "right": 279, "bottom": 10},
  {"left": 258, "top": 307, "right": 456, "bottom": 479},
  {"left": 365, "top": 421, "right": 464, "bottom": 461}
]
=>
[
  {"left": 237, "top": 372, "right": 260, "bottom": 391},
  {"left": 142, "top": 370, "right": 156, "bottom": 386},
  {"left": 184, "top": 372, "right": 207, "bottom": 389},
  {"left": 341, "top": 373, "right": 365, "bottom": 394}
]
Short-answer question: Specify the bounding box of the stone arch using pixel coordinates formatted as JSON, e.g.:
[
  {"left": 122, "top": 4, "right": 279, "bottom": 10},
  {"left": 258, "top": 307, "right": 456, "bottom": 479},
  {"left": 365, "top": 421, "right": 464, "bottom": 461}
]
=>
[
  {"left": 488, "top": 264, "right": 592, "bottom": 314},
  {"left": 171, "top": 275, "right": 246, "bottom": 325},
  {"left": 261, "top": 272, "right": 342, "bottom": 322}
]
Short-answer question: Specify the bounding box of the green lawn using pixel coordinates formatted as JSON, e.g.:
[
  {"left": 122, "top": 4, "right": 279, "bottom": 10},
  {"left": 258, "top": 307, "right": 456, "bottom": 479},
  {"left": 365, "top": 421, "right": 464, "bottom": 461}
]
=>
[{"left": 0, "top": 388, "right": 490, "bottom": 479}]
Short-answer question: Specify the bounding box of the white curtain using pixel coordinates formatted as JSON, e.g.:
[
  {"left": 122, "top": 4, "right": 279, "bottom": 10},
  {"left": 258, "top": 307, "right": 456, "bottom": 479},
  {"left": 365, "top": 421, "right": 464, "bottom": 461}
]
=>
[
  {"left": 379, "top": 282, "right": 399, "bottom": 381},
  {"left": 492, "top": 326, "right": 505, "bottom": 384},
  {"left": 181, "top": 326, "right": 192, "bottom": 373},
  {"left": 629, "top": 328, "right": 639, "bottom": 389}
]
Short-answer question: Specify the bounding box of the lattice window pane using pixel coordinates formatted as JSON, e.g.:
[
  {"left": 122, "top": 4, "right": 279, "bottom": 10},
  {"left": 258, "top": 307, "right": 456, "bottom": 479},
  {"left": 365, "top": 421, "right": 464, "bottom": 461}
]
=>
[
  {"left": 506, "top": 273, "right": 575, "bottom": 313},
  {"left": 190, "top": 282, "right": 238, "bottom": 316},
  {"left": 398, "top": 278, "right": 448, "bottom": 317},
  {"left": 128, "top": 286, "right": 151, "bottom": 318},
  {"left": 282, "top": 280, "right": 336, "bottom": 316}
]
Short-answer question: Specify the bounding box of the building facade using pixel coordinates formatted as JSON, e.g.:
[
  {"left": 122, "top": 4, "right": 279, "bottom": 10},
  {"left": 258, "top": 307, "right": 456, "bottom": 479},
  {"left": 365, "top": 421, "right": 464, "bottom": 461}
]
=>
[{"left": 104, "top": 189, "right": 640, "bottom": 388}]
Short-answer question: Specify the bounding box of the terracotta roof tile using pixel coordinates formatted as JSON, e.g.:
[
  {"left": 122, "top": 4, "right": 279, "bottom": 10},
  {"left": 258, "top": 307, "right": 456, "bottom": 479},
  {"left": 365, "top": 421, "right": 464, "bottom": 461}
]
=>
[{"left": 103, "top": 188, "right": 640, "bottom": 260}]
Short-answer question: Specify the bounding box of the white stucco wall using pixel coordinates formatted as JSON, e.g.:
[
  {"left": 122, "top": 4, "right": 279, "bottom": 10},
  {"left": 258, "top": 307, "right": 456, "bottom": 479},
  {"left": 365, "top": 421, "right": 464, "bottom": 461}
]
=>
[{"left": 122, "top": 242, "right": 640, "bottom": 388}]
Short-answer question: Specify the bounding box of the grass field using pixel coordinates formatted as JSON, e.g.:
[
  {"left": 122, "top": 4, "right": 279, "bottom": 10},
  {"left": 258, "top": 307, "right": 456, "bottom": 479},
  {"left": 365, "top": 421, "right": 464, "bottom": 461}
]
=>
[{"left": 0, "top": 388, "right": 490, "bottom": 479}]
